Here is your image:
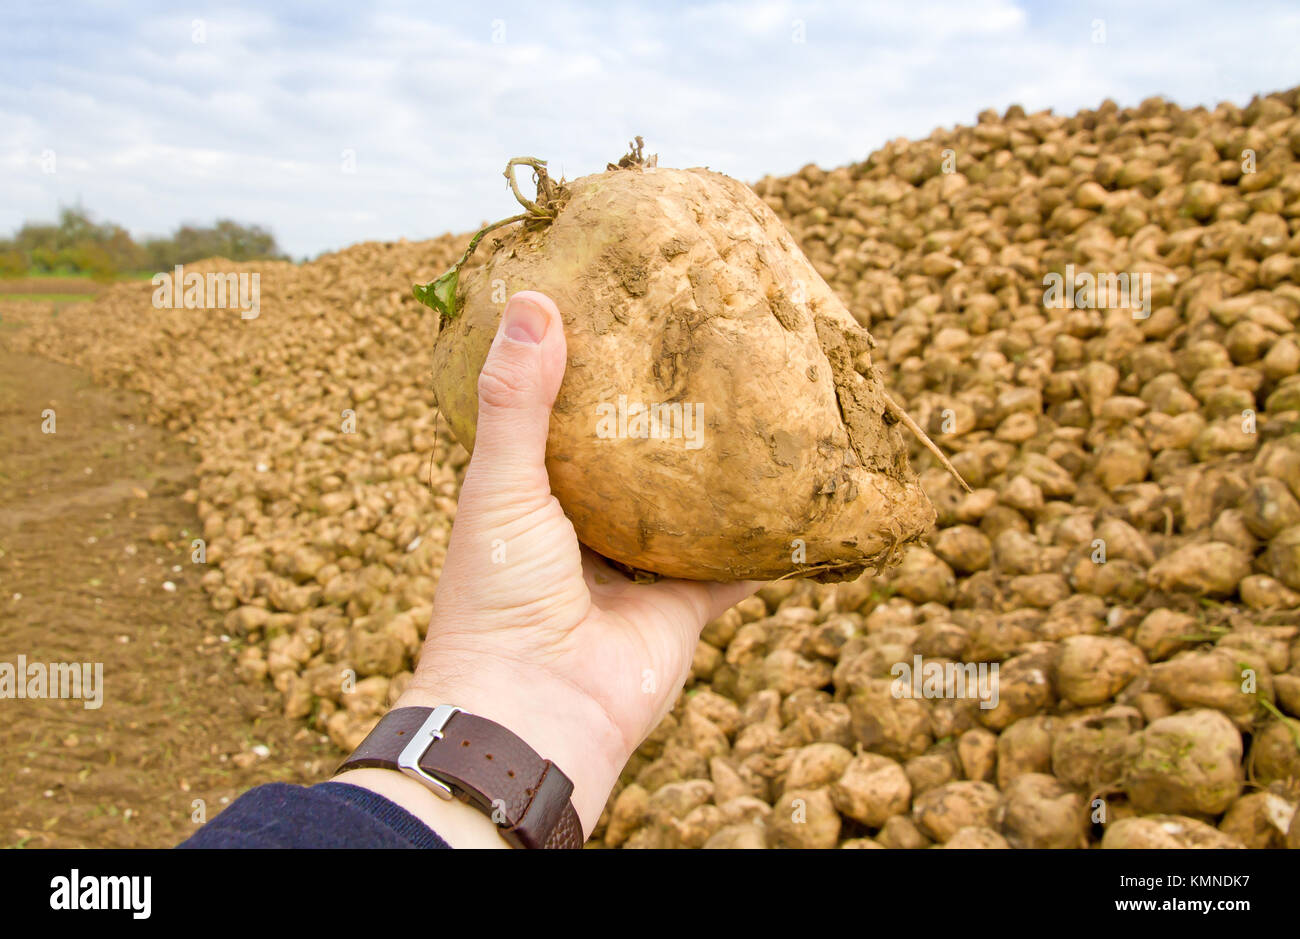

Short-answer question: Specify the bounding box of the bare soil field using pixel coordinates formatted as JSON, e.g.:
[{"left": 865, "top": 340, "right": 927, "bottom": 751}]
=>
[{"left": 0, "top": 308, "right": 334, "bottom": 848}]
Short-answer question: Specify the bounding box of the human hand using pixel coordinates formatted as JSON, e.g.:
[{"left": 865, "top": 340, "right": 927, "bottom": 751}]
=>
[{"left": 339, "top": 291, "right": 758, "bottom": 845}]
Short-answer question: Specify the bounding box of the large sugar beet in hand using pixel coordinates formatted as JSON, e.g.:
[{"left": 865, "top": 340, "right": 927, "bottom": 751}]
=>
[{"left": 426, "top": 151, "right": 935, "bottom": 581}]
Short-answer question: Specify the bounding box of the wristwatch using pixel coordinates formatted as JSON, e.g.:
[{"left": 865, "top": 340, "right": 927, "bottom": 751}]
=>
[{"left": 335, "top": 705, "right": 583, "bottom": 849}]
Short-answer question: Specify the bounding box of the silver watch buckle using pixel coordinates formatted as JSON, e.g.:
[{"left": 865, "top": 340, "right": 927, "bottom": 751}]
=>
[{"left": 397, "top": 705, "right": 462, "bottom": 800}]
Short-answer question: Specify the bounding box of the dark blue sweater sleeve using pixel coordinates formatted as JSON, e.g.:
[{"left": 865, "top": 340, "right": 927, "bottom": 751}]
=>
[{"left": 176, "top": 781, "right": 452, "bottom": 849}]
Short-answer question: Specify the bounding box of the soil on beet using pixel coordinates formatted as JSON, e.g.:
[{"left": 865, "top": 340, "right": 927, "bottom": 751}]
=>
[{"left": 0, "top": 313, "right": 337, "bottom": 848}]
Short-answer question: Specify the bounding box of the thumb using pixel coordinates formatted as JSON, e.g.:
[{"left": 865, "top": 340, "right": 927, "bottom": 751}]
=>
[{"left": 461, "top": 290, "right": 568, "bottom": 511}]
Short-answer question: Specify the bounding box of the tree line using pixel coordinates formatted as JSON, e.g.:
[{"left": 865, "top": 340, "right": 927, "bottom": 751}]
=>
[{"left": 0, "top": 207, "right": 288, "bottom": 281}]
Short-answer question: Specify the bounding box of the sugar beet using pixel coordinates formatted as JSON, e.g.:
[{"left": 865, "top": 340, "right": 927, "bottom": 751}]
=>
[{"left": 425, "top": 149, "right": 936, "bottom": 581}]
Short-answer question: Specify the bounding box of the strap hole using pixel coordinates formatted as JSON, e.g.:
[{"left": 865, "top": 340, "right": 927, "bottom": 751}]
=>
[
  {"left": 485, "top": 753, "right": 493, "bottom": 760},
  {"left": 461, "top": 740, "right": 470, "bottom": 746},
  {"left": 507, "top": 770, "right": 515, "bottom": 778}
]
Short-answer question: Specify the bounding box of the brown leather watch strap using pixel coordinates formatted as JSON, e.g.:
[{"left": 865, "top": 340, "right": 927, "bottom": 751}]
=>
[{"left": 336, "top": 706, "right": 583, "bottom": 849}]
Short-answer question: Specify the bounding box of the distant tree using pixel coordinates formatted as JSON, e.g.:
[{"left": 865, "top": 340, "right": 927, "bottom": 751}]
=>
[
  {"left": 152, "top": 219, "right": 286, "bottom": 268},
  {"left": 64, "top": 243, "right": 117, "bottom": 282},
  {"left": 3, "top": 206, "right": 288, "bottom": 276},
  {"left": 103, "top": 226, "right": 148, "bottom": 272},
  {"left": 0, "top": 249, "right": 24, "bottom": 278},
  {"left": 29, "top": 246, "right": 60, "bottom": 273},
  {"left": 54, "top": 206, "right": 103, "bottom": 249},
  {"left": 14, "top": 222, "right": 60, "bottom": 260}
]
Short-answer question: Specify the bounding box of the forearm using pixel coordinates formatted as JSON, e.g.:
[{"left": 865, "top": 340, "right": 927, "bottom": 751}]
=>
[
  {"left": 177, "top": 780, "right": 453, "bottom": 849},
  {"left": 330, "top": 769, "right": 510, "bottom": 848}
]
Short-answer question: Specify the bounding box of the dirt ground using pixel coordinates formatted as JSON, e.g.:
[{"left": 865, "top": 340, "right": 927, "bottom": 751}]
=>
[{"left": 0, "top": 303, "right": 337, "bottom": 848}]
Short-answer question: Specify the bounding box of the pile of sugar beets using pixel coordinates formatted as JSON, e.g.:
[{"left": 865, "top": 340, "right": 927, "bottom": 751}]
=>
[{"left": 16, "top": 87, "right": 1300, "bottom": 849}]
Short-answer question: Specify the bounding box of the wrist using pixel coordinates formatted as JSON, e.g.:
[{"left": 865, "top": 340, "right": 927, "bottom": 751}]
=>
[{"left": 393, "top": 662, "right": 628, "bottom": 838}]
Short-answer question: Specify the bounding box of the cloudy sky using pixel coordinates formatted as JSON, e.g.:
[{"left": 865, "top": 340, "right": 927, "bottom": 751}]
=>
[{"left": 3, "top": 0, "right": 1297, "bottom": 260}]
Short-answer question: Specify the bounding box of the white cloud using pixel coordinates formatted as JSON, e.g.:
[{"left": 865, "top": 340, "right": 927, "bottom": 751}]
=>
[{"left": 0, "top": 0, "right": 1296, "bottom": 259}]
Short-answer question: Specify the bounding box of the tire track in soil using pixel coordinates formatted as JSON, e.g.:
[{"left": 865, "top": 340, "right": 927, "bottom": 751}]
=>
[{"left": 0, "top": 334, "right": 338, "bottom": 847}]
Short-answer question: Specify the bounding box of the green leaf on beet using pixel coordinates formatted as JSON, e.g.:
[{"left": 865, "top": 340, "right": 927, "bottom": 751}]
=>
[{"left": 413, "top": 268, "right": 460, "bottom": 321}]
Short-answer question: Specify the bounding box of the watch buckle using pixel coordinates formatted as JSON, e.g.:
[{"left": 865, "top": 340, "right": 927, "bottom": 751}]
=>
[{"left": 397, "top": 705, "right": 462, "bottom": 800}]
